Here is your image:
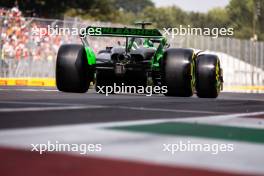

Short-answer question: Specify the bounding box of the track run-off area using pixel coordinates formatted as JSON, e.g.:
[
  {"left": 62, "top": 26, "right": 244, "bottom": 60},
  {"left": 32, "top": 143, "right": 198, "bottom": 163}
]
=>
[{"left": 0, "top": 86, "right": 264, "bottom": 176}]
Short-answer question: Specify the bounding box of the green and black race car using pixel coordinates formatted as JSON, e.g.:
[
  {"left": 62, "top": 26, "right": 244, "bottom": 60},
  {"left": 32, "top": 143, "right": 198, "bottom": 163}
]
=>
[{"left": 56, "top": 22, "right": 223, "bottom": 98}]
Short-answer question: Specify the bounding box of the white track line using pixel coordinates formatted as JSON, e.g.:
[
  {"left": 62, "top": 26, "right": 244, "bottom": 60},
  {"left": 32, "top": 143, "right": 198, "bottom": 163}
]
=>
[
  {"left": 115, "top": 106, "right": 225, "bottom": 114},
  {"left": 0, "top": 105, "right": 106, "bottom": 112},
  {"left": 0, "top": 88, "right": 57, "bottom": 92},
  {"left": 0, "top": 111, "right": 263, "bottom": 131},
  {"left": 76, "top": 111, "right": 264, "bottom": 129},
  {"left": 0, "top": 101, "right": 82, "bottom": 106}
]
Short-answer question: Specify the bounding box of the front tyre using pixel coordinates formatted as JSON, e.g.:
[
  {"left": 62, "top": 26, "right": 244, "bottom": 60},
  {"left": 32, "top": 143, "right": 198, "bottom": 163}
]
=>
[
  {"left": 56, "top": 44, "right": 94, "bottom": 93},
  {"left": 196, "top": 54, "right": 221, "bottom": 98}
]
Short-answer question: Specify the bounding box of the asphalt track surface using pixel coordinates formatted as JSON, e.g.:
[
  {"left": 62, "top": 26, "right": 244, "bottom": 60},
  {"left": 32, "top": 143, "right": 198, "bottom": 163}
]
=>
[{"left": 0, "top": 86, "right": 263, "bottom": 130}]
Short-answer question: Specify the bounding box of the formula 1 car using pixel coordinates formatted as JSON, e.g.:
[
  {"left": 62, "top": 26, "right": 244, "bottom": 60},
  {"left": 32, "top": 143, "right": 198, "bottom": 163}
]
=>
[{"left": 56, "top": 22, "right": 223, "bottom": 98}]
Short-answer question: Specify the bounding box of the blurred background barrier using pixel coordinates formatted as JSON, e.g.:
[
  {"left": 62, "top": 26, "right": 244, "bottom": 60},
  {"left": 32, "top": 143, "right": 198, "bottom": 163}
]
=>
[
  {"left": 170, "top": 36, "right": 264, "bottom": 92},
  {"left": 0, "top": 8, "right": 263, "bottom": 92},
  {"left": 0, "top": 77, "right": 55, "bottom": 86}
]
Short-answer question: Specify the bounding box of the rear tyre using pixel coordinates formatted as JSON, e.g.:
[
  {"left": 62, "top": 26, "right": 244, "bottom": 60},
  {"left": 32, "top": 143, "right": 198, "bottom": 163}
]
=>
[
  {"left": 196, "top": 54, "right": 221, "bottom": 98},
  {"left": 161, "top": 48, "right": 195, "bottom": 97},
  {"left": 56, "top": 44, "right": 94, "bottom": 93}
]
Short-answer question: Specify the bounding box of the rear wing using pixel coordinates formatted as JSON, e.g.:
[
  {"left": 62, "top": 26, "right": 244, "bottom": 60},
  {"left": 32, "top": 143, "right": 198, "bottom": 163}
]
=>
[{"left": 81, "top": 26, "right": 163, "bottom": 38}]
